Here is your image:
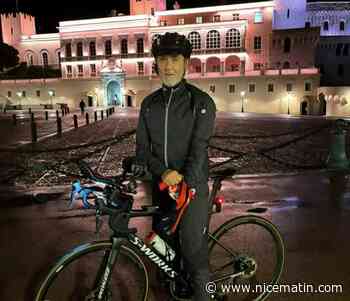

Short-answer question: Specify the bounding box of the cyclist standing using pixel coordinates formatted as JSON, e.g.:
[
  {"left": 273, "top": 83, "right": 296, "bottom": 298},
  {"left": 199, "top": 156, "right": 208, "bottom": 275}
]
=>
[{"left": 135, "top": 32, "right": 216, "bottom": 300}]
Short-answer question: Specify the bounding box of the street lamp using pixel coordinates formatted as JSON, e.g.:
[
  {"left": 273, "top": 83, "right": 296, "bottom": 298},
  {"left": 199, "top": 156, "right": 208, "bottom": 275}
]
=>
[
  {"left": 240, "top": 91, "right": 246, "bottom": 113},
  {"left": 16, "top": 91, "right": 23, "bottom": 107},
  {"left": 48, "top": 90, "right": 54, "bottom": 108}
]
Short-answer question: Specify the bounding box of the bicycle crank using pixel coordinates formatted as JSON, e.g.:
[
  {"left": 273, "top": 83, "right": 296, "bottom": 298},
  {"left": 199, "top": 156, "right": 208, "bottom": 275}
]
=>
[{"left": 234, "top": 255, "right": 257, "bottom": 279}]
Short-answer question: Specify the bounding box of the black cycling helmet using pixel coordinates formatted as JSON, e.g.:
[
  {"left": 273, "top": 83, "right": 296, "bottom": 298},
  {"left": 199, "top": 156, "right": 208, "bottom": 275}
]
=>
[{"left": 151, "top": 32, "right": 192, "bottom": 59}]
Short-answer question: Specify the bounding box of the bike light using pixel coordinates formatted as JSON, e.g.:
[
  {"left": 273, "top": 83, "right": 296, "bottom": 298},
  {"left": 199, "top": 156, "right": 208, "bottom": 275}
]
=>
[{"left": 215, "top": 195, "right": 224, "bottom": 204}]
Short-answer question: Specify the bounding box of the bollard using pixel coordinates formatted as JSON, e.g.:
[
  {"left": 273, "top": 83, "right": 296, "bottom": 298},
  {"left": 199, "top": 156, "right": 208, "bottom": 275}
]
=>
[
  {"left": 31, "top": 112, "right": 34, "bottom": 122},
  {"left": 62, "top": 108, "right": 65, "bottom": 116},
  {"left": 86, "top": 112, "right": 89, "bottom": 125},
  {"left": 94, "top": 111, "right": 98, "bottom": 122},
  {"left": 57, "top": 117, "right": 62, "bottom": 136},
  {"left": 56, "top": 110, "right": 59, "bottom": 119},
  {"left": 73, "top": 114, "right": 78, "bottom": 128},
  {"left": 101, "top": 110, "right": 104, "bottom": 120},
  {"left": 45, "top": 111, "right": 48, "bottom": 120},
  {"left": 106, "top": 109, "right": 109, "bottom": 118},
  {"left": 12, "top": 114, "right": 17, "bottom": 125},
  {"left": 326, "top": 119, "right": 349, "bottom": 169},
  {"left": 29, "top": 108, "right": 31, "bottom": 114},
  {"left": 31, "top": 121, "right": 37, "bottom": 142}
]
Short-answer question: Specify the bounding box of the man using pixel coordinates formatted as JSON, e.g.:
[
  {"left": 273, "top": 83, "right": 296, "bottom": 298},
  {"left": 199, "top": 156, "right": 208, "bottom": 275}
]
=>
[{"left": 135, "top": 32, "right": 216, "bottom": 300}]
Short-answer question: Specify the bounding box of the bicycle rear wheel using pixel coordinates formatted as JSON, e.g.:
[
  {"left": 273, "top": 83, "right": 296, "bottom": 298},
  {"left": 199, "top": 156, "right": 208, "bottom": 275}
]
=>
[
  {"left": 208, "top": 215, "right": 285, "bottom": 301},
  {"left": 35, "top": 240, "right": 149, "bottom": 301}
]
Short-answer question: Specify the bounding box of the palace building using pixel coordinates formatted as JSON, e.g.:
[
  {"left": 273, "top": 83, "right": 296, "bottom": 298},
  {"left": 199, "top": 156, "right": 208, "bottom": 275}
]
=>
[{"left": 0, "top": 0, "right": 349, "bottom": 115}]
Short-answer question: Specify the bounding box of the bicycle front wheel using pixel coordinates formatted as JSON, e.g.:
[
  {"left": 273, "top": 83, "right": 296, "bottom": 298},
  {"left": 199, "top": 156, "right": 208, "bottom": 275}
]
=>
[
  {"left": 208, "top": 215, "right": 285, "bottom": 301},
  {"left": 35, "top": 240, "right": 149, "bottom": 301}
]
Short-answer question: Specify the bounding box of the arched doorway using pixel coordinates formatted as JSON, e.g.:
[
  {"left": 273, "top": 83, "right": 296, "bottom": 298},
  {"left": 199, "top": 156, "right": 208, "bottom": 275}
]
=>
[
  {"left": 127, "top": 95, "right": 132, "bottom": 107},
  {"left": 318, "top": 93, "right": 327, "bottom": 115},
  {"left": 300, "top": 100, "right": 308, "bottom": 115},
  {"left": 107, "top": 81, "right": 121, "bottom": 106}
]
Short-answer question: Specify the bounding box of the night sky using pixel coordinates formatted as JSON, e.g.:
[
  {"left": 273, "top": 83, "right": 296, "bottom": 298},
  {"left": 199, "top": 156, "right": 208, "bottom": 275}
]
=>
[{"left": 0, "top": 0, "right": 345, "bottom": 34}]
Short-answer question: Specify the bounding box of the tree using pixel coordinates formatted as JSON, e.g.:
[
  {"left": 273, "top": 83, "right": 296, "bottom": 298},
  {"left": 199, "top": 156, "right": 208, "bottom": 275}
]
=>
[{"left": 0, "top": 42, "right": 19, "bottom": 72}]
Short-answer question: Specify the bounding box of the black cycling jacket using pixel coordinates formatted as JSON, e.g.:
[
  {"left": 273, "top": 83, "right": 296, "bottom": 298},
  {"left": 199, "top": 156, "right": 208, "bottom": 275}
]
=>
[{"left": 136, "top": 79, "right": 216, "bottom": 188}]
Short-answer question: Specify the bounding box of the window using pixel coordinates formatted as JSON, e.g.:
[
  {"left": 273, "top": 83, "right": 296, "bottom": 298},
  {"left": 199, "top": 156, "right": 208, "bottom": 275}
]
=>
[
  {"left": 268, "top": 83, "right": 274, "bottom": 93},
  {"left": 160, "top": 20, "right": 167, "bottom": 26},
  {"left": 254, "top": 63, "right": 261, "bottom": 70},
  {"left": 22, "top": 91, "right": 26, "bottom": 98},
  {"left": 89, "top": 41, "right": 96, "bottom": 56},
  {"left": 137, "top": 38, "right": 144, "bottom": 54},
  {"left": 105, "top": 40, "right": 112, "bottom": 56},
  {"left": 254, "top": 36, "right": 262, "bottom": 50},
  {"left": 66, "top": 65, "right": 72, "bottom": 77},
  {"left": 338, "top": 64, "right": 344, "bottom": 77},
  {"left": 196, "top": 16, "right": 203, "bottom": 24},
  {"left": 228, "top": 84, "right": 235, "bottom": 93},
  {"left": 8, "top": 91, "right": 12, "bottom": 98},
  {"left": 340, "top": 21, "right": 345, "bottom": 31},
  {"left": 151, "top": 8, "right": 154, "bottom": 15},
  {"left": 249, "top": 84, "right": 255, "bottom": 93},
  {"left": 90, "top": 64, "right": 96, "bottom": 76},
  {"left": 254, "top": 11, "right": 263, "bottom": 23},
  {"left": 214, "top": 15, "right": 220, "bottom": 22},
  {"left": 121, "top": 39, "right": 128, "bottom": 56},
  {"left": 232, "top": 13, "right": 239, "bottom": 21},
  {"left": 305, "top": 22, "right": 310, "bottom": 28},
  {"left": 177, "top": 18, "right": 185, "bottom": 25},
  {"left": 42, "top": 52, "right": 48, "bottom": 66},
  {"left": 226, "top": 29, "right": 241, "bottom": 48},
  {"left": 78, "top": 65, "right": 83, "bottom": 76},
  {"left": 36, "top": 90, "right": 41, "bottom": 97},
  {"left": 65, "top": 43, "right": 72, "bottom": 57},
  {"left": 188, "top": 32, "right": 201, "bottom": 50},
  {"left": 211, "top": 65, "right": 220, "bottom": 72},
  {"left": 287, "top": 9, "right": 290, "bottom": 19},
  {"left": 323, "top": 21, "right": 329, "bottom": 31},
  {"left": 336, "top": 43, "right": 343, "bottom": 56},
  {"left": 77, "top": 42, "right": 83, "bottom": 57},
  {"left": 273, "top": 39, "right": 276, "bottom": 48},
  {"left": 207, "top": 30, "right": 220, "bottom": 48},
  {"left": 195, "top": 65, "right": 201, "bottom": 73},
  {"left": 137, "top": 62, "right": 144, "bottom": 74},
  {"left": 152, "top": 62, "right": 157, "bottom": 74},
  {"left": 284, "top": 37, "right": 291, "bottom": 53},
  {"left": 209, "top": 85, "right": 215, "bottom": 93},
  {"left": 344, "top": 44, "right": 349, "bottom": 56},
  {"left": 305, "top": 82, "right": 311, "bottom": 92},
  {"left": 286, "top": 83, "right": 293, "bottom": 92}
]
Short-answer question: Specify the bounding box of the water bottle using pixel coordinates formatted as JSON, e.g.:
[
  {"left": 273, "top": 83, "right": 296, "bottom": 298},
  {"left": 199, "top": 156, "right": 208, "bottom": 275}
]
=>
[{"left": 146, "top": 231, "right": 176, "bottom": 261}]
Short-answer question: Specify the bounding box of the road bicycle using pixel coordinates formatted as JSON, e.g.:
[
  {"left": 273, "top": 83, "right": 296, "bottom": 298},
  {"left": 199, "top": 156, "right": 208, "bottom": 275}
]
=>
[{"left": 34, "top": 159, "right": 285, "bottom": 301}]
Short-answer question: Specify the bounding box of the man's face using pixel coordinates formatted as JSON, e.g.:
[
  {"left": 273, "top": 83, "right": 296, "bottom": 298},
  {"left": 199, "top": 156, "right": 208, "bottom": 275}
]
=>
[{"left": 156, "top": 54, "right": 188, "bottom": 87}]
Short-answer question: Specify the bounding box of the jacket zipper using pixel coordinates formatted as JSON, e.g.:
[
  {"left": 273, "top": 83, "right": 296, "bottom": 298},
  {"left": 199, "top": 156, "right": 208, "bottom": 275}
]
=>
[{"left": 164, "top": 88, "right": 174, "bottom": 168}]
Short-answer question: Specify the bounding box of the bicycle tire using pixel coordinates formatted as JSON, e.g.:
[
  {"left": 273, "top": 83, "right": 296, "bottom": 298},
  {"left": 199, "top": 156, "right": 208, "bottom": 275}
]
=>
[
  {"left": 34, "top": 240, "right": 149, "bottom": 301},
  {"left": 208, "top": 215, "right": 285, "bottom": 301}
]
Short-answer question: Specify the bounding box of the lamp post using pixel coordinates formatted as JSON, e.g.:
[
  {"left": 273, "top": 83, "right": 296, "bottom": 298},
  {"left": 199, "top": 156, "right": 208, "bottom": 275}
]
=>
[
  {"left": 287, "top": 93, "right": 291, "bottom": 115},
  {"left": 240, "top": 91, "right": 246, "bottom": 113},
  {"left": 94, "top": 87, "right": 99, "bottom": 107},
  {"left": 16, "top": 91, "right": 23, "bottom": 107},
  {"left": 48, "top": 90, "right": 54, "bottom": 108}
]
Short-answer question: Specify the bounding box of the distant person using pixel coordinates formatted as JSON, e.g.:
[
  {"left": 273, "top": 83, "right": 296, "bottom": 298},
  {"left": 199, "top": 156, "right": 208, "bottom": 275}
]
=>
[{"left": 79, "top": 99, "right": 86, "bottom": 115}]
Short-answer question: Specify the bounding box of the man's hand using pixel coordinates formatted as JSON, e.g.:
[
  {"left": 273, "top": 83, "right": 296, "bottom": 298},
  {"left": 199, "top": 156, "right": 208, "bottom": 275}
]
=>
[{"left": 161, "top": 169, "right": 183, "bottom": 186}]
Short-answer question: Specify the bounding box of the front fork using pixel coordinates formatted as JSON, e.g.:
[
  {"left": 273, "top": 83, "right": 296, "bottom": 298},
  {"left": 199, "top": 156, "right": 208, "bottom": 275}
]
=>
[{"left": 94, "top": 237, "right": 123, "bottom": 300}]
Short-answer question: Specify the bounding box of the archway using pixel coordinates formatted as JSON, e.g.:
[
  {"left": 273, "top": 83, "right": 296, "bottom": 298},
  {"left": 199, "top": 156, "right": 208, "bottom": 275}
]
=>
[
  {"left": 300, "top": 100, "right": 308, "bottom": 115},
  {"left": 189, "top": 58, "right": 201, "bottom": 73},
  {"left": 318, "top": 93, "right": 327, "bottom": 115},
  {"left": 206, "top": 57, "right": 220, "bottom": 72},
  {"left": 225, "top": 55, "right": 240, "bottom": 72},
  {"left": 106, "top": 81, "right": 121, "bottom": 106}
]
